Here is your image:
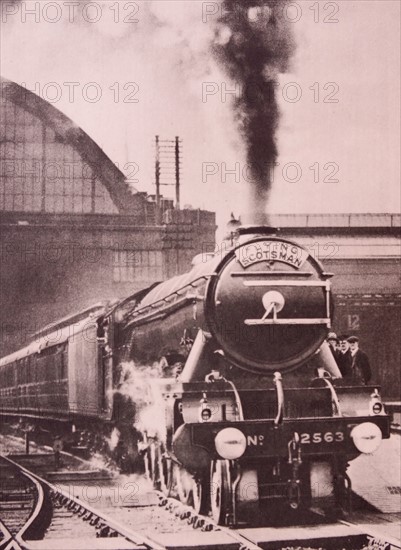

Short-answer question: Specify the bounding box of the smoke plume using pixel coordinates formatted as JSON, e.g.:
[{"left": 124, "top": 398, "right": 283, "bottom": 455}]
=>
[{"left": 212, "top": 1, "right": 295, "bottom": 223}]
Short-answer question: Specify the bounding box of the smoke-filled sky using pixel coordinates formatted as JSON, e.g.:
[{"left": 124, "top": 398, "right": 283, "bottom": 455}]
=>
[{"left": 1, "top": 0, "right": 400, "bottom": 228}]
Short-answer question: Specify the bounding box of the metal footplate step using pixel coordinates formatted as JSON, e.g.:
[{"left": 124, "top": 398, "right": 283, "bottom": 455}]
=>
[
  {"left": 147, "top": 532, "right": 239, "bottom": 550},
  {"left": 24, "top": 539, "right": 144, "bottom": 550},
  {"left": 239, "top": 522, "right": 401, "bottom": 550}
]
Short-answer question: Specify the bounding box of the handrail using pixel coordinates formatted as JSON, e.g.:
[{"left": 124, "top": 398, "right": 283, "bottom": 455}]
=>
[
  {"left": 223, "top": 378, "right": 244, "bottom": 421},
  {"left": 321, "top": 377, "right": 343, "bottom": 417},
  {"left": 128, "top": 274, "right": 211, "bottom": 320},
  {"left": 274, "top": 372, "right": 284, "bottom": 425}
]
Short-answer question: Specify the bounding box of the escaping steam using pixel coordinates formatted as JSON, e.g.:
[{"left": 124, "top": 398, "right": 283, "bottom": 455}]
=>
[
  {"left": 212, "top": 1, "right": 296, "bottom": 223},
  {"left": 114, "top": 361, "right": 168, "bottom": 440}
]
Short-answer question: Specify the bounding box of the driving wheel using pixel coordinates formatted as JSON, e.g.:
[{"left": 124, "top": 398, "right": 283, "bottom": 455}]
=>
[{"left": 210, "top": 459, "right": 232, "bottom": 525}]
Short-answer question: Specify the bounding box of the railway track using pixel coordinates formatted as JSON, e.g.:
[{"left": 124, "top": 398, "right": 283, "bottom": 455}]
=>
[
  {"left": 1, "top": 452, "right": 264, "bottom": 550},
  {"left": 0, "top": 454, "right": 162, "bottom": 550},
  {"left": 0, "top": 454, "right": 48, "bottom": 550},
  {"left": 1, "top": 449, "right": 400, "bottom": 550},
  {"left": 1, "top": 451, "right": 267, "bottom": 549},
  {"left": 153, "top": 488, "right": 401, "bottom": 550}
]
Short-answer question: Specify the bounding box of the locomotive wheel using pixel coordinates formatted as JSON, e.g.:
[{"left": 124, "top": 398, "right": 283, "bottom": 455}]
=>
[
  {"left": 144, "top": 441, "right": 160, "bottom": 490},
  {"left": 175, "top": 465, "right": 206, "bottom": 514},
  {"left": 210, "top": 459, "right": 232, "bottom": 526},
  {"left": 157, "top": 444, "right": 173, "bottom": 496},
  {"left": 143, "top": 446, "right": 152, "bottom": 481},
  {"left": 235, "top": 467, "right": 260, "bottom": 525}
]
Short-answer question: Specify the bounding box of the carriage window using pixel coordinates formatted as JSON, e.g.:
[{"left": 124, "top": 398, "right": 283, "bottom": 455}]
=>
[
  {"left": 60, "top": 350, "right": 67, "bottom": 380},
  {"left": 17, "top": 360, "right": 24, "bottom": 384},
  {"left": 27, "top": 356, "right": 31, "bottom": 382},
  {"left": 10, "top": 363, "right": 16, "bottom": 386}
]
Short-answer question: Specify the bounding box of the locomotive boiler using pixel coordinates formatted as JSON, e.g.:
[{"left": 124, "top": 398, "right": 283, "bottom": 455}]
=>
[
  {"left": 0, "top": 227, "right": 390, "bottom": 526},
  {"left": 111, "top": 227, "right": 390, "bottom": 524}
]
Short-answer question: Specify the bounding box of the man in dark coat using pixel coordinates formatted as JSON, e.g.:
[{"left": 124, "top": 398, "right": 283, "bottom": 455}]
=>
[
  {"left": 348, "top": 336, "right": 372, "bottom": 384},
  {"left": 337, "top": 335, "right": 353, "bottom": 377},
  {"left": 327, "top": 332, "right": 340, "bottom": 365}
]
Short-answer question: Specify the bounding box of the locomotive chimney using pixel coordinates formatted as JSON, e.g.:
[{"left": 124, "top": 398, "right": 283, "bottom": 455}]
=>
[
  {"left": 223, "top": 216, "right": 279, "bottom": 248},
  {"left": 234, "top": 225, "right": 279, "bottom": 245}
]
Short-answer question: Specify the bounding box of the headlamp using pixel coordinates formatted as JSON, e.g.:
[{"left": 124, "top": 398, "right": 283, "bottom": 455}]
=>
[
  {"left": 215, "top": 427, "right": 246, "bottom": 460},
  {"left": 351, "top": 422, "right": 382, "bottom": 454}
]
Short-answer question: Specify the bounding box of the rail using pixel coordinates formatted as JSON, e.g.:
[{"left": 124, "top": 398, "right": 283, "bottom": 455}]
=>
[{"left": 0, "top": 454, "right": 164, "bottom": 550}]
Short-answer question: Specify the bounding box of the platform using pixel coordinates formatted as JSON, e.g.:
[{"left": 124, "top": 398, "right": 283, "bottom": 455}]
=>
[{"left": 348, "top": 433, "right": 401, "bottom": 514}]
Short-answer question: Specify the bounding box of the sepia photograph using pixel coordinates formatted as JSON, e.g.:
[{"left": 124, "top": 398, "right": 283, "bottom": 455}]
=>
[{"left": 0, "top": 1, "right": 400, "bottom": 549}]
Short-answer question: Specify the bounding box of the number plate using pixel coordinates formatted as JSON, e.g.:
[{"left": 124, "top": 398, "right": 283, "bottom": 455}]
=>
[{"left": 300, "top": 431, "right": 345, "bottom": 444}]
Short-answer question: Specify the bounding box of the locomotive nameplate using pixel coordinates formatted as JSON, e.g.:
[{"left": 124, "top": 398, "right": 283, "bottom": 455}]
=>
[{"left": 235, "top": 240, "right": 309, "bottom": 269}]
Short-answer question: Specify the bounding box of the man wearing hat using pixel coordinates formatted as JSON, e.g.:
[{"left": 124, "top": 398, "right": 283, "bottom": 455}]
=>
[
  {"left": 347, "top": 336, "right": 371, "bottom": 384},
  {"left": 327, "top": 332, "right": 340, "bottom": 365},
  {"left": 337, "top": 335, "right": 353, "bottom": 377}
]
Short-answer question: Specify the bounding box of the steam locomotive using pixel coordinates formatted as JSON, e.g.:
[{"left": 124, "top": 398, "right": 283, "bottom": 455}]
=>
[{"left": 0, "top": 227, "right": 390, "bottom": 525}]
